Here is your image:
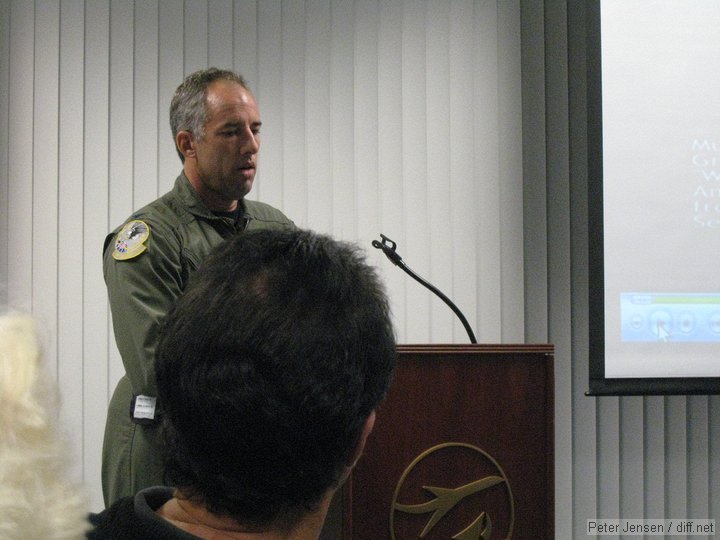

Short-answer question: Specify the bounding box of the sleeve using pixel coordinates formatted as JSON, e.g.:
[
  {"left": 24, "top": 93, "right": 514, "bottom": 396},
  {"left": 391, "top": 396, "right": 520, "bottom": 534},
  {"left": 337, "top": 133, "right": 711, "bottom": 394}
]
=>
[{"left": 103, "top": 219, "right": 185, "bottom": 398}]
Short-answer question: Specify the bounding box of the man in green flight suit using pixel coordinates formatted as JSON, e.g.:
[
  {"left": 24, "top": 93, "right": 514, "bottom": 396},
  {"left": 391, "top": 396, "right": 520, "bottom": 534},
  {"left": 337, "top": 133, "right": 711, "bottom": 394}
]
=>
[{"left": 101, "top": 67, "right": 294, "bottom": 507}]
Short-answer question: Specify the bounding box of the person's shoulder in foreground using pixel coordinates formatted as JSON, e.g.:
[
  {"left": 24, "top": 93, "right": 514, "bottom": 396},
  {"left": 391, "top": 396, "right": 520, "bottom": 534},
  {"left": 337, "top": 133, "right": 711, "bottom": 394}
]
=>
[
  {"left": 88, "top": 487, "right": 197, "bottom": 540},
  {"left": 88, "top": 227, "right": 397, "bottom": 539}
]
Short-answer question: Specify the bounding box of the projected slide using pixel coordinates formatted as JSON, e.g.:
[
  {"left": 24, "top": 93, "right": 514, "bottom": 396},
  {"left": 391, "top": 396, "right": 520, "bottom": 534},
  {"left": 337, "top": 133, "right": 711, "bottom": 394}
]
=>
[{"left": 601, "top": 1, "right": 720, "bottom": 379}]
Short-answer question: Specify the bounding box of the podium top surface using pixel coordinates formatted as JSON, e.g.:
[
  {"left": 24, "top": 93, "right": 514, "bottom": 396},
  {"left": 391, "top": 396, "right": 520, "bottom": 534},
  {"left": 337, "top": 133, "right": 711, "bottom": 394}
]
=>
[{"left": 397, "top": 343, "right": 554, "bottom": 355}]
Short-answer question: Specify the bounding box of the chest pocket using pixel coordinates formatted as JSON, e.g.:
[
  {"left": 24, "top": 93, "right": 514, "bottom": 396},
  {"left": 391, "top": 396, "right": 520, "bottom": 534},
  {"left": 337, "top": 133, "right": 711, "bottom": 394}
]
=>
[{"left": 179, "top": 219, "right": 235, "bottom": 283}]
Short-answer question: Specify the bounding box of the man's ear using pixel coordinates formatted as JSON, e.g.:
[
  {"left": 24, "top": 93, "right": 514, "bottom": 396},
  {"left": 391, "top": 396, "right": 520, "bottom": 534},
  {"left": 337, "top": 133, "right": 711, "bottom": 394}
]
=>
[
  {"left": 347, "top": 411, "right": 377, "bottom": 469},
  {"left": 175, "top": 131, "right": 196, "bottom": 160}
]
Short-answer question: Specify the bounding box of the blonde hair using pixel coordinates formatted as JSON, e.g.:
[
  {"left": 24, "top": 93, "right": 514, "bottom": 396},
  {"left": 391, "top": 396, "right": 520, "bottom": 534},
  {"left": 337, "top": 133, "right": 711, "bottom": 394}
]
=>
[{"left": 0, "top": 314, "right": 90, "bottom": 539}]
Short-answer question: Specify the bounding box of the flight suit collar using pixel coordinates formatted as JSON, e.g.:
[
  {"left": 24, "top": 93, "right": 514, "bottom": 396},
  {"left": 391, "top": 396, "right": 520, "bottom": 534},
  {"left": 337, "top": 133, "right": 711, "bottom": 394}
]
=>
[{"left": 173, "top": 172, "right": 249, "bottom": 234}]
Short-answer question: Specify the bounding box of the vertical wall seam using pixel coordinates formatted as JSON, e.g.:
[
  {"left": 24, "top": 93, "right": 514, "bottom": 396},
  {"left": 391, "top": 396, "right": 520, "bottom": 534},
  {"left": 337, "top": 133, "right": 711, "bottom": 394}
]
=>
[
  {"left": 81, "top": 0, "right": 87, "bottom": 481},
  {"left": 156, "top": 0, "right": 161, "bottom": 198},
  {"left": 131, "top": 0, "right": 136, "bottom": 208},
  {"left": 30, "top": 0, "right": 36, "bottom": 316},
  {"left": 1, "top": 2, "right": 7, "bottom": 305},
  {"left": 55, "top": 0, "right": 62, "bottom": 380}
]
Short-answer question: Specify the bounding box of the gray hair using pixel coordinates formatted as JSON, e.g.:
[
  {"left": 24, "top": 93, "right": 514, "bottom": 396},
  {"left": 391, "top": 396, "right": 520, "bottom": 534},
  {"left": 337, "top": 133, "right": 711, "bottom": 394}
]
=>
[{"left": 169, "top": 67, "right": 250, "bottom": 162}]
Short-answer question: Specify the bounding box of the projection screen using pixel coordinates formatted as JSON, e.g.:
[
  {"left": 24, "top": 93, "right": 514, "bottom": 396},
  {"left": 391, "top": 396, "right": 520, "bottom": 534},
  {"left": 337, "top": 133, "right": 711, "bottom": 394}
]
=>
[{"left": 588, "top": 0, "right": 720, "bottom": 394}]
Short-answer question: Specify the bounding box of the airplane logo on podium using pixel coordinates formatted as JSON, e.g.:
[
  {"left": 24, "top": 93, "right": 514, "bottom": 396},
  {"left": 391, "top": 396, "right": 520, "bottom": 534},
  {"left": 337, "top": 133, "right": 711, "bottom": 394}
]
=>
[{"left": 391, "top": 443, "right": 515, "bottom": 539}]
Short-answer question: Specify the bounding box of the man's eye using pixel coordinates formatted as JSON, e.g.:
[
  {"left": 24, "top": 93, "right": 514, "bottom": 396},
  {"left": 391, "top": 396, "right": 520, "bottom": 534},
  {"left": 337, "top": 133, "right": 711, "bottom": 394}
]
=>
[{"left": 219, "top": 128, "right": 260, "bottom": 137}]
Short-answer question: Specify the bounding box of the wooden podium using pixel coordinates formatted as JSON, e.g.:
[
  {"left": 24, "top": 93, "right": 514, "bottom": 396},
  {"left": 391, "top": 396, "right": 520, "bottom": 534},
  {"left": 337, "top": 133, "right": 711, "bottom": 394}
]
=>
[{"left": 341, "top": 344, "right": 554, "bottom": 539}]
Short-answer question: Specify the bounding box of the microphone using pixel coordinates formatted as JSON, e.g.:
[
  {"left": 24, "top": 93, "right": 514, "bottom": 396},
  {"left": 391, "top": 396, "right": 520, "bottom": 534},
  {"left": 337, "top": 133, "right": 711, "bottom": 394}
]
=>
[{"left": 372, "top": 234, "right": 478, "bottom": 344}]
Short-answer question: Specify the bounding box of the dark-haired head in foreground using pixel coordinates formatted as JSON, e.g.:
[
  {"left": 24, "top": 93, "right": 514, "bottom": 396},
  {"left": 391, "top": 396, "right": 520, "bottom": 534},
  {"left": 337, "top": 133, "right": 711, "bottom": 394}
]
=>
[{"left": 90, "top": 228, "right": 396, "bottom": 539}]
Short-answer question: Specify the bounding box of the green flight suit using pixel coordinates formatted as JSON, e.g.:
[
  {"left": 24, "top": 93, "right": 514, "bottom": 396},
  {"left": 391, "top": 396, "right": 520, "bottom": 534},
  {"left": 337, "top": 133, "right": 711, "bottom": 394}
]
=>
[{"left": 101, "top": 173, "right": 293, "bottom": 506}]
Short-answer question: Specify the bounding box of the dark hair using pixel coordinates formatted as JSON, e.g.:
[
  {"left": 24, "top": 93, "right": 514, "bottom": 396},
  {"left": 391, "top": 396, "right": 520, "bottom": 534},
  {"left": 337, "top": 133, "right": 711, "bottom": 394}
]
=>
[
  {"left": 169, "top": 67, "right": 250, "bottom": 162},
  {"left": 154, "top": 229, "right": 396, "bottom": 529}
]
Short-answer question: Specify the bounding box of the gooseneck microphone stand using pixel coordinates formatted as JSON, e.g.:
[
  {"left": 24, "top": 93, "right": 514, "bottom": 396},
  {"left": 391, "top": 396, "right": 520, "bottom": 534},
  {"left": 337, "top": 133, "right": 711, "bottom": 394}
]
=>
[{"left": 372, "top": 234, "right": 478, "bottom": 344}]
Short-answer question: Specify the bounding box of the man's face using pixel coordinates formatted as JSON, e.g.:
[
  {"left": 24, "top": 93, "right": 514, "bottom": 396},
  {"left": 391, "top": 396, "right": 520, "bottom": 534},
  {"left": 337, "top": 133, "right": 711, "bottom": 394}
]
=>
[{"left": 188, "top": 80, "right": 261, "bottom": 211}]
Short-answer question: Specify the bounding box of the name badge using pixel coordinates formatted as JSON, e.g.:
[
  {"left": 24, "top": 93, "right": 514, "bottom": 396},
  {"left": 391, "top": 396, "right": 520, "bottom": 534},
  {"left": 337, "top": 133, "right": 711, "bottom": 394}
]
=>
[{"left": 131, "top": 394, "right": 157, "bottom": 424}]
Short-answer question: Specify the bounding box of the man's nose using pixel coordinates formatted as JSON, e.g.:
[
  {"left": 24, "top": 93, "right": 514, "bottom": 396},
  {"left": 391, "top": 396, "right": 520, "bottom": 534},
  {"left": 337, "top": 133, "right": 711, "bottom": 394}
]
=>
[{"left": 241, "top": 131, "right": 260, "bottom": 154}]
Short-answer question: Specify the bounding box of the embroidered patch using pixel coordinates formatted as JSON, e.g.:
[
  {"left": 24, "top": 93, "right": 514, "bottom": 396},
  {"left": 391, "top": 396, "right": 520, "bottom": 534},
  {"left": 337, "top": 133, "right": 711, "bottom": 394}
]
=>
[{"left": 112, "top": 220, "right": 150, "bottom": 261}]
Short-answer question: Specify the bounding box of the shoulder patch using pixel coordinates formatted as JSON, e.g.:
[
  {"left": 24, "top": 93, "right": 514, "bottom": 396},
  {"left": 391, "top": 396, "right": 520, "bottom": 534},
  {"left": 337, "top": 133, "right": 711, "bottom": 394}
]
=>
[{"left": 112, "top": 220, "right": 150, "bottom": 261}]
